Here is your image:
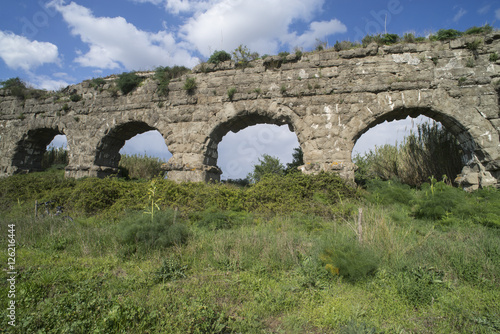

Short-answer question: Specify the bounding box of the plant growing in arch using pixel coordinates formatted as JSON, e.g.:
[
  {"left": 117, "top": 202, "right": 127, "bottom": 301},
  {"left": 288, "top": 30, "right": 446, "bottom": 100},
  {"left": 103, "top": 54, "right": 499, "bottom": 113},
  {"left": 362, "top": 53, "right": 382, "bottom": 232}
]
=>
[{"left": 247, "top": 154, "right": 285, "bottom": 183}]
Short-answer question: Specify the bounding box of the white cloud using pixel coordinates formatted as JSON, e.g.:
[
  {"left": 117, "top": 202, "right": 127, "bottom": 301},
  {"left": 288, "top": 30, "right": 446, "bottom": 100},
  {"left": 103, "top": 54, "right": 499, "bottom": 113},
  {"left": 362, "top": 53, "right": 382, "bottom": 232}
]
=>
[
  {"left": 478, "top": 5, "right": 491, "bottom": 15},
  {"left": 496, "top": 8, "right": 500, "bottom": 20},
  {"left": 218, "top": 124, "right": 299, "bottom": 179},
  {"left": 178, "top": 0, "right": 342, "bottom": 57},
  {"left": 28, "top": 74, "right": 70, "bottom": 91},
  {"left": 453, "top": 7, "right": 467, "bottom": 22},
  {"left": 49, "top": 1, "right": 199, "bottom": 70},
  {"left": 285, "top": 19, "right": 347, "bottom": 50},
  {"left": 0, "top": 31, "right": 59, "bottom": 71}
]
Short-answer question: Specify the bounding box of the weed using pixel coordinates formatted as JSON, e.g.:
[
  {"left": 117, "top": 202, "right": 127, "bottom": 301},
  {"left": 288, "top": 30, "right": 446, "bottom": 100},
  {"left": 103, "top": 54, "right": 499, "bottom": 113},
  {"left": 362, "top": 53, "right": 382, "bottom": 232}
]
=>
[
  {"left": 70, "top": 94, "right": 82, "bottom": 102},
  {"left": 118, "top": 210, "right": 189, "bottom": 252},
  {"left": 280, "top": 84, "right": 287, "bottom": 94},
  {"left": 183, "top": 77, "right": 197, "bottom": 93},
  {"left": 490, "top": 52, "right": 499, "bottom": 62},
  {"left": 466, "top": 57, "right": 475, "bottom": 68},
  {"left": 227, "top": 87, "right": 236, "bottom": 101},
  {"left": 465, "top": 39, "right": 482, "bottom": 52},
  {"left": 154, "top": 65, "right": 190, "bottom": 96},
  {"left": 154, "top": 256, "right": 188, "bottom": 282}
]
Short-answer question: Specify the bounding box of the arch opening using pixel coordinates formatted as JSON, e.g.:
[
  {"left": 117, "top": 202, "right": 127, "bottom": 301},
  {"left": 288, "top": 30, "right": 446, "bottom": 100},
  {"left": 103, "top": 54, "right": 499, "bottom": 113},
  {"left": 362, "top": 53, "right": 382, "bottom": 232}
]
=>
[
  {"left": 352, "top": 108, "right": 472, "bottom": 186},
  {"left": 12, "top": 128, "right": 66, "bottom": 174},
  {"left": 205, "top": 114, "right": 301, "bottom": 182},
  {"left": 94, "top": 121, "right": 171, "bottom": 178}
]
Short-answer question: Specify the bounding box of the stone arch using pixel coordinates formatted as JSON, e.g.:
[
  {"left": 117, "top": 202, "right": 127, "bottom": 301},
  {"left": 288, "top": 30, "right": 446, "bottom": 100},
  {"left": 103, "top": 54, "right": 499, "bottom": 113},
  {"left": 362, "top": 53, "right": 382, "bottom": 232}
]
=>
[
  {"left": 352, "top": 106, "right": 477, "bottom": 162},
  {"left": 345, "top": 91, "right": 500, "bottom": 186},
  {"left": 203, "top": 102, "right": 305, "bottom": 181},
  {"left": 11, "top": 127, "right": 66, "bottom": 174},
  {"left": 93, "top": 120, "right": 164, "bottom": 177}
]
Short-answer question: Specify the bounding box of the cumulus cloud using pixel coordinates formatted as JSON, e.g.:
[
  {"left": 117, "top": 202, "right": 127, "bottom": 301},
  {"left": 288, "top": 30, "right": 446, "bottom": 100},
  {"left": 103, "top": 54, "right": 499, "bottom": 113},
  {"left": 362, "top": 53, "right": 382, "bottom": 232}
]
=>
[
  {"left": 178, "top": 0, "right": 344, "bottom": 57},
  {"left": 23, "top": 73, "right": 70, "bottom": 91},
  {"left": 0, "top": 31, "right": 60, "bottom": 71},
  {"left": 49, "top": 0, "right": 199, "bottom": 70}
]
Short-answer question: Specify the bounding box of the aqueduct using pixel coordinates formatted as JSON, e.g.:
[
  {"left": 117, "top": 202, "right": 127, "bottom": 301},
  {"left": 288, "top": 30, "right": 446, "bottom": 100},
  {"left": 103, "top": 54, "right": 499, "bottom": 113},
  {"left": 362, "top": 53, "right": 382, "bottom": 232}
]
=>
[{"left": 1, "top": 33, "right": 500, "bottom": 188}]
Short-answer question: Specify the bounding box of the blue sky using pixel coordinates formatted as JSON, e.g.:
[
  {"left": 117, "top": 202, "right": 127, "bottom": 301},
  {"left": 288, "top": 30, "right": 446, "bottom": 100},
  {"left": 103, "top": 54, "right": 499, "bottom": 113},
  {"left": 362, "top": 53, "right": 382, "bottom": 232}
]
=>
[{"left": 1, "top": 0, "right": 499, "bottom": 179}]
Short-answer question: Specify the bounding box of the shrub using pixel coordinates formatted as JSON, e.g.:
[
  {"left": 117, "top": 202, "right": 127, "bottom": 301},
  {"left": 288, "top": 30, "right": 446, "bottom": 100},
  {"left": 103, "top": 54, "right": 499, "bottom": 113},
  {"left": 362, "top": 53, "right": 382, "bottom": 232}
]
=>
[
  {"left": 117, "top": 72, "right": 143, "bottom": 95},
  {"left": 183, "top": 77, "right": 196, "bottom": 93},
  {"left": 334, "top": 40, "right": 355, "bottom": 51},
  {"left": 361, "top": 34, "right": 382, "bottom": 47},
  {"left": 319, "top": 235, "right": 379, "bottom": 283},
  {"left": 232, "top": 45, "right": 258, "bottom": 67},
  {"left": 70, "top": 94, "right": 82, "bottom": 102},
  {"left": 118, "top": 153, "right": 166, "bottom": 180},
  {"left": 464, "top": 24, "right": 493, "bottom": 35},
  {"left": 465, "top": 39, "right": 482, "bottom": 52},
  {"left": 490, "top": 52, "right": 499, "bottom": 62},
  {"left": 227, "top": 87, "right": 236, "bottom": 100},
  {"left": 190, "top": 209, "right": 251, "bottom": 230},
  {"left": 430, "top": 29, "right": 462, "bottom": 41},
  {"left": 154, "top": 256, "right": 188, "bottom": 282},
  {"left": 403, "top": 32, "right": 416, "bottom": 43},
  {"left": 0, "top": 77, "right": 44, "bottom": 100},
  {"left": 118, "top": 210, "right": 189, "bottom": 251},
  {"left": 154, "top": 65, "right": 190, "bottom": 96},
  {"left": 354, "top": 121, "right": 463, "bottom": 187},
  {"left": 381, "top": 33, "right": 400, "bottom": 44},
  {"left": 90, "top": 77, "right": 106, "bottom": 89},
  {"left": 207, "top": 50, "right": 232, "bottom": 64}
]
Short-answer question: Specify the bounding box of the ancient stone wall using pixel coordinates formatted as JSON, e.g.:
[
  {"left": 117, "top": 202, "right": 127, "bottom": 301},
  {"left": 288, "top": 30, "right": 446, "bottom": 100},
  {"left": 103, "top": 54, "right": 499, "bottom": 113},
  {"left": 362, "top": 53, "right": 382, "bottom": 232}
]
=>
[{"left": 1, "top": 33, "right": 500, "bottom": 188}]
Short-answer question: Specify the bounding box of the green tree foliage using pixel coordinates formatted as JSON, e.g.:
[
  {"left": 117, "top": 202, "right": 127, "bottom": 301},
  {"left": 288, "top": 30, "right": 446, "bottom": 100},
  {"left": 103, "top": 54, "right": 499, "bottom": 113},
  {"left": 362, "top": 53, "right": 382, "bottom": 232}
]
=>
[
  {"left": 0, "top": 77, "right": 44, "bottom": 100},
  {"left": 232, "top": 45, "right": 259, "bottom": 67},
  {"left": 118, "top": 153, "right": 166, "bottom": 180},
  {"left": 117, "top": 72, "right": 143, "bottom": 95},
  {"left": 354, "top": 121, "right": 463, "bottom": 187},
  {"left": 247, "top": 154, "right": 285, "bottom": 183},
  {"left": 285, "top": 147, "right": 304, "bottom": 173},
  {"left": 42, "top": 147, "right": 69, "bottom": 169},
  {"left": 207, "top": 50, "right": 232, "bottom": 64}
]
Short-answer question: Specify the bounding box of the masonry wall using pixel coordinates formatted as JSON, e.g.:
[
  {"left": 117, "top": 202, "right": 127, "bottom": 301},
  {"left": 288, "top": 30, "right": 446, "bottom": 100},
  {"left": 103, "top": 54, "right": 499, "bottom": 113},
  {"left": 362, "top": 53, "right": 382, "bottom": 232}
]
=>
[{"left": 1, "top": 33, "right": 499, "bottom": 188}]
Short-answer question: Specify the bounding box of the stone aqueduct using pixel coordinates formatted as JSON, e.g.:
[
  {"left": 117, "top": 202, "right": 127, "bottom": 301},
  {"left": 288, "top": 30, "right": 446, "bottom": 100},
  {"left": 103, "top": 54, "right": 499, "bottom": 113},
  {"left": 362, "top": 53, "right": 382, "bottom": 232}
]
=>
[{"left": 1, "top": 33, "right": 500, "bottom": 188}]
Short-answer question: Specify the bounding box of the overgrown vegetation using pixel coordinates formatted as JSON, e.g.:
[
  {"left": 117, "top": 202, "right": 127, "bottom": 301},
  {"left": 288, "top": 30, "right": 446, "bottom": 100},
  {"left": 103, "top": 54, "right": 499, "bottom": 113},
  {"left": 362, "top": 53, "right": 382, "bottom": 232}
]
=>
[
  {"left": 154, "top": 65, "right": 190, "bottom": 96},
  {"left": 207, "top": 50, "right": 232, "bottom": 64},
  {"left": 354, "top": 121, "right": 463, "bottom": 187},
  {"left": 118, "top": 153, "right": 166, "bottom": 179},
  {"left": 183, "top": 77, "right": 197, "bottom": 93},
  {"left": 116, "top": 71, "right": 143, "bottom": 95},
  {"left": 0, "top": 77, "right": 45, "bottom": 100},
  {"left": 0, "top": 166, "right": 498, "bottom": 333}
]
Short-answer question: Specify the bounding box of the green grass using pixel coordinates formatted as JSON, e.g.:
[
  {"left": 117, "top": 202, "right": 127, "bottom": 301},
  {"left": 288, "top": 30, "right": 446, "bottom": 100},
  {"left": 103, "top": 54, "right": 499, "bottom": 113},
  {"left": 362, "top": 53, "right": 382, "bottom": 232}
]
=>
[{"left": 0, "top": 171, "right": 499, "bottom": 333}]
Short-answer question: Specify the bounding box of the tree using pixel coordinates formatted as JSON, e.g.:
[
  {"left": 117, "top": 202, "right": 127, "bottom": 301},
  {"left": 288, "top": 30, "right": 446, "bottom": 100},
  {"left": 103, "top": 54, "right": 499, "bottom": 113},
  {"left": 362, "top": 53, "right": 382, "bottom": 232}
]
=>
[
  {"left": 286, "top": 147, "right": 304, "bottom": 174},
  {"left": 247, "top": 154, "right": 285, "bottom": 183}
]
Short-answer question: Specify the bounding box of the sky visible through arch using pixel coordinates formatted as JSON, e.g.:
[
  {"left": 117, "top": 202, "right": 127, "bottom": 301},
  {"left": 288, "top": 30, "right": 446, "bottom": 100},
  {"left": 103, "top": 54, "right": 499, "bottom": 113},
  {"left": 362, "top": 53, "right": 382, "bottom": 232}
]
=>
[{"left": 2, "top": 0, "right": 498, "bottom": 179}]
